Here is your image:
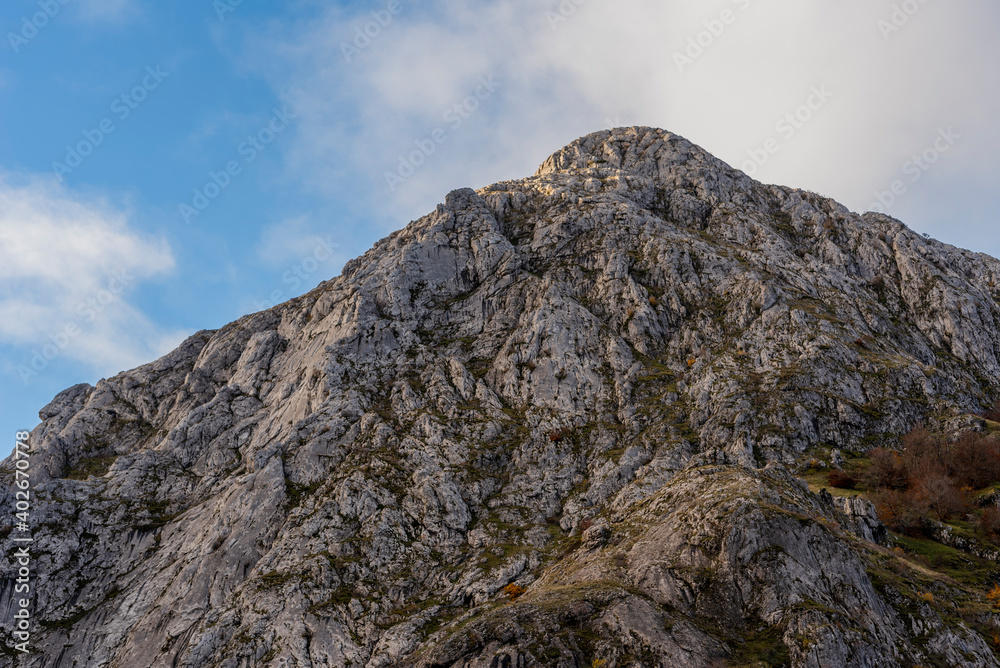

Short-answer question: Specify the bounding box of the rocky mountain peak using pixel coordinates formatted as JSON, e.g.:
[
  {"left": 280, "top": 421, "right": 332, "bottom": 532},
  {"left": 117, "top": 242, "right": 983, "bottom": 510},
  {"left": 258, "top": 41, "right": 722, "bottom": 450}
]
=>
[
  {"left": 3, "top": 128, "right": 1000, "bottom": 667},
  {"left": 537, "top": 126, "right": 731, "bottom": 179}
]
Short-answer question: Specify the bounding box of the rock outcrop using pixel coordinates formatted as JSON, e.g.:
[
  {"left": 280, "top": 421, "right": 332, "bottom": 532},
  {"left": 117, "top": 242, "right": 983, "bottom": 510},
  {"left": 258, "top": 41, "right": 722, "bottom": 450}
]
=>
[{"left": 3, "top": 127, "right": 1000, "bottom": 667}]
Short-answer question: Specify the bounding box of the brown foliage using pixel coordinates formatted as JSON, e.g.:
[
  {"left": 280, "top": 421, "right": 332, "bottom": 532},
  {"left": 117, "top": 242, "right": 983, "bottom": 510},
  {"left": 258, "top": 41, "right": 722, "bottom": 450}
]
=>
[
  {"left": 873, "top": 428, "right": 1000, "bottom": 493},
  {"left": 866, "top": 447, "right": 908, "bottom": 490},
  {"left": 501, "top": 584, "right": 526, "bottom": 601},
  {"left": 989, "top": 584, "right": 1000, "bottom": 609},
  {"left": 827, "top": 469, "right": 856, "bottom": 489},
  {"left": 872, "top": 489, "right": 924, "bottom": 535},
  {"left": 862, "top": 428, "right": 1000, "bottom": 537},
  {"left": 982, "top": 507, "right": 1000, "bottom": 539},
  {"left": 985, "top": 399, "right": 1000, "bottom": 422},
  {"left": 950, "top": 433, "right": 1000, "bottom": 489},
  {"left": 900, "top": 427, "right": 946, "bottom": 475},
  {"left": 909, "top": 471, "right": 967, "bottom": 521}
]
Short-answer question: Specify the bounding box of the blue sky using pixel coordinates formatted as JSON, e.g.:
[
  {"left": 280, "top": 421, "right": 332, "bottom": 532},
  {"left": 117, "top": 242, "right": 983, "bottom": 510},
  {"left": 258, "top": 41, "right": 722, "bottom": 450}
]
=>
[{"left": 1, "top": 0, "right": 998, "bottom": 448}]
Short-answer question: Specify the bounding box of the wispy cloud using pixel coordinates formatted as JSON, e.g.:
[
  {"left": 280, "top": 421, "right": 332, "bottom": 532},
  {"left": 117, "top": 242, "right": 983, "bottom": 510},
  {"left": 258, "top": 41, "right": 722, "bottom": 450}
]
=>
[
  {"left": 235, "top": 0, "right": 999, "bottom": 255},
  {"left": 246, "top": 214, "right": 346, "bottom": 314},
  {"left": 256, "top": 214, "right": 322, "bottom": 266},
  {"left": 0, "top": 175, "right": 187, "bottom": 382}
]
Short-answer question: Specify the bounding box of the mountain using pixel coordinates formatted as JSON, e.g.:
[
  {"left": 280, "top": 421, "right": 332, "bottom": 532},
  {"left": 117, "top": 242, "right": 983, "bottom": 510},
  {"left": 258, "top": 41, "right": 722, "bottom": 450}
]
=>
[{"left": 3, "top": 127, "right": 1000, "bottom": 667}]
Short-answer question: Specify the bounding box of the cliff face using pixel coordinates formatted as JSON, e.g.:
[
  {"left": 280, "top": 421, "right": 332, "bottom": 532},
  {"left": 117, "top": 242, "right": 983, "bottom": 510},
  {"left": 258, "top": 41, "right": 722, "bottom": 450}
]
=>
[{"left": 3, "top": 127, "right": 1000, "bottom": 667}]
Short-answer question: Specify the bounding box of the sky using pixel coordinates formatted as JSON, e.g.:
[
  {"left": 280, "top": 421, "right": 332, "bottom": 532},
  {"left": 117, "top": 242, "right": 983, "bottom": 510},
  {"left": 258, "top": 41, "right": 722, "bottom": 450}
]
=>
[{"left": 1, "top": 0, "right": 998, "bottom": 448}]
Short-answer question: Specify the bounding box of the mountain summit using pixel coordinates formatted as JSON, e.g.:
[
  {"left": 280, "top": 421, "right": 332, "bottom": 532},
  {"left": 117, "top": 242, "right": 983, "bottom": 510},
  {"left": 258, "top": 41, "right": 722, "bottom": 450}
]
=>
[{"left": 4, "top": 127, "right": 1000, "bottom": 667}]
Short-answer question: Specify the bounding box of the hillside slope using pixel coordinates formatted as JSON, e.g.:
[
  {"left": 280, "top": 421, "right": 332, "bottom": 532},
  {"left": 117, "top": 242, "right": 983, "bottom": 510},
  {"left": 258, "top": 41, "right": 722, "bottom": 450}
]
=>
[{"left": 3, "top": 127, "right": 1000, "bottom": 667}]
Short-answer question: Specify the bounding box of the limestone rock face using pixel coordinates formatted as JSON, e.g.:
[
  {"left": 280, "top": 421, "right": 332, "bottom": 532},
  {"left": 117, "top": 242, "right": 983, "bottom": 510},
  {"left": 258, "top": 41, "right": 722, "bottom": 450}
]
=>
[{"left": 3, "top": 127, "right": 1000, "bottom": 667}]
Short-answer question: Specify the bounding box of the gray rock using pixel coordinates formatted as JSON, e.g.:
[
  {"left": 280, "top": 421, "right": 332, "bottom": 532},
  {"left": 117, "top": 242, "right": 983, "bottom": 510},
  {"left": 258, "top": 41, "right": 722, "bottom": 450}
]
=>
[
  {"left": 581, "top": 519, "right": 611, "bottom": 550},
  {"left": 2, "top": 127, "right": 1000, "bottom": 667},
  {"left": 830, "top": 448, "right": 845, "bottom": 469},
  {"left": 833, "top": 494, "right": 890, "bottom": 546}
]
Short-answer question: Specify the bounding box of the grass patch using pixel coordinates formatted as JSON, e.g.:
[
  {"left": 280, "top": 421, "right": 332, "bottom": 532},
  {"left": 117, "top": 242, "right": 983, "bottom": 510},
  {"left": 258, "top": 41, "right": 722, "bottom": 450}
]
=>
[
  {"left": 798, "top": 468, "right": 867, "bottom": 498},
  {"left": 256, "top": 570, "right": 302, "bottom": 590},
  {"left": 40, "top": 607, "right": 89, "bottom": 630},
  {"left": 890, "top": 534, "right": 994, "bottom": 589},
  {"left": 136, "top": 500, "right": 181, "bottom": 532},
  {"left": 65, "top": 455, "right": 117, "bottom": 480},
  {"left": 285, "top": 480, "right": 323, "bottom": 510},
  {"left": 307, "top": 586, "right": 354, "bottom": 613},
  {"left": 730, "top": 624, "right": 791, "bottom": 667}
]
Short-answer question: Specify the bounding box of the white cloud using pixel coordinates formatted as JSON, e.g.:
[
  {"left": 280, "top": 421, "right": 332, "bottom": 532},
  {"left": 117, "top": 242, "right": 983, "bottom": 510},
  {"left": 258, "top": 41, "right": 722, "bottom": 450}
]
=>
[
  {"left": 0, "top": 175, "right": 187, "bottom": 381},
  {"left": 257, "top": 214, "right": 347, "bottom": 267},
  {"left": 242, "top": 0, "right": 999, "bottom": 257},
  {"left": 256, "top": 213, "right": 326, "bottom": 266},
  {"left": 246, "top": 213, "right": 347, "bottom": 314}
]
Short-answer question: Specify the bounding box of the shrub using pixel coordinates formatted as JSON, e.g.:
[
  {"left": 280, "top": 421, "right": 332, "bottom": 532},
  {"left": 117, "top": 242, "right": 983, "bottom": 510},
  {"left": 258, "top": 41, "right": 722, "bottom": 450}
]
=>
[
  {"left": 900, "top": 427, "right": 946, "bottom": 475},
  {"left": 853, "top": 335, "right": 876, "bottom": 348},
  {"left": 872, "top": 489, "right": 925, "bottom": 535},
  {"left": 950, "top": 433, "right": 1000, "bottom": 490},
  {"left": 827, "top": 470, "right": 856, "bottom": 489},
  {"left": 910, "top": 471, "right": 967, "bottom": 521},
  {"left": 866, "top": 448, "right": 908, "bottom": 490},
  {"left": 982, "top": 507, "right": 1000, "bottom": 539},
  {"left": 988, "top": 584, "right": 1000, "bottom": 609},
  {"left": 985, "top": 399, "right": 1000, "bottom": 422},
  {"left": 501, "top": 584, "right": 526, "bottom": 601}
]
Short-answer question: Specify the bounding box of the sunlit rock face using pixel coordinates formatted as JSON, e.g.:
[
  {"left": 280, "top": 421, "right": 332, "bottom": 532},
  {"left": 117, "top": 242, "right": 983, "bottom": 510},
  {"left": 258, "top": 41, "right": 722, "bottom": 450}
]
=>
[{"left": 4, "top": 127, "right": 1000, "bottom": 668}]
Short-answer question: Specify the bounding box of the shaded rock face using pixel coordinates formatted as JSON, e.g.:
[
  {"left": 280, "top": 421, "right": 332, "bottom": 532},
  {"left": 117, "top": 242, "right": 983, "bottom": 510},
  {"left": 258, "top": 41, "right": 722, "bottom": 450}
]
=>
[{"left": 2, "top": 127, "right": 1000, "bottom": 667}]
